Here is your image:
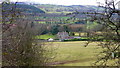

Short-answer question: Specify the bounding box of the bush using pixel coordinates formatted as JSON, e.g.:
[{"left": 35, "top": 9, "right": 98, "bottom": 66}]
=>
[
  {"left": 63, "top": 38, "right": 104, "bottom": 41},
  {"left": 63, "top": 38, "right": 89, "bottom": 41},
  {"left": 2, "top": 2, "right": 53, "bottom": 66}
]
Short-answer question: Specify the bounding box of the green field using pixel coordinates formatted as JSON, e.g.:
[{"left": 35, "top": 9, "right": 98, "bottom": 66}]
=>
[
  {"left": 36, "top": 34, "right": 56, "bottom": 39},
  {"left": 46, "top": 41, "right": 103, "bottom": 66}
]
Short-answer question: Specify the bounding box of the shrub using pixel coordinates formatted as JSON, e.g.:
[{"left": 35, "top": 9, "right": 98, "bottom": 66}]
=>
[{"left": 63, "top": 38, "right": 89, "bottom": 41}]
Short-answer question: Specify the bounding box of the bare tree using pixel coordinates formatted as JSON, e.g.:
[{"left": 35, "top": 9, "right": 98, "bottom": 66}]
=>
[
  {"left": 66, "top": 0, "right": 120, "bottom": 66},
  {"left": 85, "top": 0, "right": 120, "bottom": 66},
  {"left": 2, "top": 1, "right": 55, "bottom": 66}
]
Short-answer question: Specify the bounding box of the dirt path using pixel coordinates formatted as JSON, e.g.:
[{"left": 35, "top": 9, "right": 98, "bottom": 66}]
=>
[
  {"left": 46, "top": 58, "right": 94, "bottom": 66},
  {"left": 46, "top": 60, "right": 81, "bottom": 66}
]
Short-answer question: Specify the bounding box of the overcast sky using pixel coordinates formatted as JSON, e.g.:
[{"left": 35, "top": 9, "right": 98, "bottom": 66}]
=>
[
  {"left": 0, "top": 0, "right": 115, "bottom": 6},
  {"left": 9, "top": 0, "right": 106, "bottom": 5}
]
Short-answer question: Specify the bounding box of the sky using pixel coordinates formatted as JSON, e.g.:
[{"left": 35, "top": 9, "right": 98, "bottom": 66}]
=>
[
  {"left": 9, "top": 0, "right": 106, "bottom": 6},
  {"left": 0, "top": 0, "right": 119, "bottom": 6}
]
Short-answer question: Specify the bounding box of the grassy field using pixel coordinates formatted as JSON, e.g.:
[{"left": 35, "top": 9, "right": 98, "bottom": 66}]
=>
[
  {"left": 46, "top": 41, "right": 103, "bottom": 66},
  {"left": 74, "top": 32, "right": 87, "bottom": 37},
  {"left": 36, "top": 34, "right": 56, "bottom": 39}
]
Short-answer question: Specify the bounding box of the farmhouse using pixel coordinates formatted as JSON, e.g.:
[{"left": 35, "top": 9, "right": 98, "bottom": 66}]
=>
[
  {"left": 57, "top": 32, "right": 81, "bottom": 41},
  {"left": 57, "top": 32, "right": 69, "bottom": 40}
]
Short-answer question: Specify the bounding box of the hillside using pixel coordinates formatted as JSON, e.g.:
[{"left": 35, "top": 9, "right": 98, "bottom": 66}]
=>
[
  {"left": 16, "top": 4, "right": 45, "bottom": 14},
  {"left": 33, "top": 4, "right": 100, "bottom": 13},
  {"left": 2, "top": 2, "right": 45, "bottom": 15},
  {"left": 31, "top": 4, "right": 102, "bottom": 24},
  {"left": 2, "top": 2, "right": 102, "bottom": 24}
]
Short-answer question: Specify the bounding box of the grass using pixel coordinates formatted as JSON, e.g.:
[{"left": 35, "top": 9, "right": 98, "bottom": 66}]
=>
[
  {"left": 36, "top": 34, "right": 56, "bottom": 39},
  {"left": 74, "top": 32, "right": 87, "bottom": 37},
  {"left": 46, "top": 41, "right": 103, "bottom": 66}
]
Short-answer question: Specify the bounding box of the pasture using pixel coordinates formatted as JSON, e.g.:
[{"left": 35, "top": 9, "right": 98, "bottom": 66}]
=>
[
  {"left": 45, "top": 41, "right": 103, "bottom": 66},
  {"left": 36, "top": 34, "right": 56, "bottom": 39}
]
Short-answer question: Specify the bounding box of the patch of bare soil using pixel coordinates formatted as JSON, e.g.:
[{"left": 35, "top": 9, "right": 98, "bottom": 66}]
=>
[
  {"left": 46, "top": 58, "right": 94, "bottom": 66},
  {"left": 46, "top": 60, "right": 81, "bottom": 66}
]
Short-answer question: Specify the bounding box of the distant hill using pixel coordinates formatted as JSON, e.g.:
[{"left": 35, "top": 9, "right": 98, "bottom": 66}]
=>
[
  {"left": 33, "top": 4, "right": 101, "bottom": 13},
  {"left": 16, "top": 4, "right": 45, "bottom": 14},
  {"left": 2, "top": 2, "right": 103, "bottom": 24},
  {"left": 2, "top": 2, "right": 45, "bottom": 14}
]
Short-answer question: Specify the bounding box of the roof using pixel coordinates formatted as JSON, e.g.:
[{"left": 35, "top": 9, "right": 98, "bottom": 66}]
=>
[{"left": 57, "top": 32, "right": 69, "bottom": 35}]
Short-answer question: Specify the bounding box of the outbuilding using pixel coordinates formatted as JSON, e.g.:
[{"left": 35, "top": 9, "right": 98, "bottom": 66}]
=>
[{"left": 48, "top": 38, "right": 54, "bottom": 41}]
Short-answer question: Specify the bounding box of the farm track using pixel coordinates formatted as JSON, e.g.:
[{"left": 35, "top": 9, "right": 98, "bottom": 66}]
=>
[
  {"left": 46, "top": 60, "right": 80, "bottom": 66},
  {"left": 46, "top": 58, "right": 94, "bottom": 66}
]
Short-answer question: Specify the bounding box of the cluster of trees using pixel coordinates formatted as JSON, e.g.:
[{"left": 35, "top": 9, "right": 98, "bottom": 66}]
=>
[
  {"left": 2, "top": 2, "right": 54, "bottom": 66},
  {"left": 39, "top": 24, "right": 84, "bottom": 35}
]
